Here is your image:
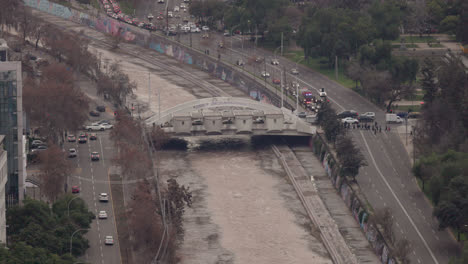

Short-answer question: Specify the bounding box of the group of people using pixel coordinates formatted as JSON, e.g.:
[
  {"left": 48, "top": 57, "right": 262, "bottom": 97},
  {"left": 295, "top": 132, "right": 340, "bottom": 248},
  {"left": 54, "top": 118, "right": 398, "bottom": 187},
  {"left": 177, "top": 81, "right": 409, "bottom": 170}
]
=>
[{"left": 343, "top": 121, "right": 392, "bottom": 135}]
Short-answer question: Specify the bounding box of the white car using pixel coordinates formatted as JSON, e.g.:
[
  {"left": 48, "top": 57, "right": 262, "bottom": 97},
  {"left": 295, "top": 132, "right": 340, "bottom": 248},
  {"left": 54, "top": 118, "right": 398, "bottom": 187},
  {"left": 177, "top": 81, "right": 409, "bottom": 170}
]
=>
[
  {"left": 319, "top": 88, "right": 327, "bottom": 97},
  {"left": 157, "top": 0, "right": 164, "bottom": 3},
  {"left": 105, "top": 236, "right": 114, "bottom": 245},
  {"left": 271, "top": 59, "right": 279, "bottom": 65},
  {"left": 202, "top": 26, "right": 209, "bottom": 31},
  {"left": 261, "top": 71, "right": 270, "bottom": 78},
  {"left": 174, "top": 6, "right": 179, "bottom": 12},
  {"left": 180, "top": 3, "right": 186, "bottom": 8},
  {"left": 361, "top": 112, "right": 375, "bottom": 119},
  {"left": 68, "top": 148, "right": 77, "bottom": 158},
  {"left": 190, "top": 27, "right": 201, "bottom": 33},
  {"left": 181, "top": 25, "right": 190, "bottom": 32},
  {"left": 341, "top": 117, "right": 359, "bottom": 124},
  {"left": 168, "top": 11, "right": 173, "bottom": 18},
  {"left": 99, "top": 193, "right": 109, "bottom": 202},
  {"left": 290, "top": 68, "right": 299, "bottom": 75},
  {"left": 98, "top": 211, "right": 108, "bottom": 219}
]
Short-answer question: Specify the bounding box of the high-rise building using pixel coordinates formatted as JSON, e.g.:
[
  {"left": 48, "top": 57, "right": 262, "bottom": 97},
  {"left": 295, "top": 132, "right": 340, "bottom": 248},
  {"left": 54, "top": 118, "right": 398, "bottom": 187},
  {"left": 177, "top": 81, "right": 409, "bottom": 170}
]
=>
[
  {"left": 0, "top": 135, "right": 7, "bottom": 244},
  {"left": 0, "top": 60, "right": 25, "bottom": 206}
]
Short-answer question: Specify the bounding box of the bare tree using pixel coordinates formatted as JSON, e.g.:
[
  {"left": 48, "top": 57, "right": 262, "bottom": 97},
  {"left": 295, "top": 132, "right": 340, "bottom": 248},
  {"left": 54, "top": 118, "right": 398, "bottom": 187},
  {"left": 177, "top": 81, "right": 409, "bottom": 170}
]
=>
[
  {"left": 373, "top": 207, "right": 395, "bottom": 244},
  {"left": 30, "top": 16, "right": 46, "bottom": 50},
  {"left": 18, "top": 5, "right": 34, "bottom": 43},
  {"left": 96, "top": 61, "right": 135, "bottom": 107},
  {"left": 128, "top": 180, "right": 164, "bottom": 262},
  {"left": 394, "top": 238, "right": 411, "bottom": 264},
  {"left": 0, "top": 0, "right": 22, "bottom": 35},
  {"left": 38, "top": 144, "right": 72, "bottom": 202},
  {"left": 23, "top": 64, "right": 89, "bottom": 142},
  {"left": 149, "top": 126, "right": 170, "bottom": 150}
]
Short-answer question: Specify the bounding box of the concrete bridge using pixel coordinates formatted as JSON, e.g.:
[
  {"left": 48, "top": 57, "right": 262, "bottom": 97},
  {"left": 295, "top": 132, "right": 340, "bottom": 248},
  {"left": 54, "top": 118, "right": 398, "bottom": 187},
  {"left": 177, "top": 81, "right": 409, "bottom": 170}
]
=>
[{"left": 145, "top": 97, "right": 316, "bottom": 137}]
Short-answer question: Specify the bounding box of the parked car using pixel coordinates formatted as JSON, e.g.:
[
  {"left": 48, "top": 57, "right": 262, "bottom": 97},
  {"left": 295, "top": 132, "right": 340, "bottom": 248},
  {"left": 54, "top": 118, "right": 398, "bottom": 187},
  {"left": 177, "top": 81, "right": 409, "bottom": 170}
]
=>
[
  {"left": 290, "top": 68, "right": 299, "bottom": 75},
  {"left": 98, "top": 211, "right": 108, "bottom": 219},
  {"left": 90, "top": 111, "right": 100, "bottom": 117},
  {"left": 67, "top": 135, "right": 76, "bottom": 142},
  {"left": 337, "top": 110, "right": 358, "bottom": 118},
  {"left": 91, "top": 151, "right": 100, "bottom": 161},
  {"left": 31, "top": 140, "right": 45, "bottom": 148},
  {"left": 202, "top": 26, "right": 209, "bottom": 31},
  {"left": 341, "top": 117, "right": 359, "bottom": 124},
  {"left": 31, "top": 145, "right": 47, "bottom": 153},
  {"left": 69, "top": 148, "right": 77, "bottom": 158},
  {"left": 105, "top": 236, "right": 114, "bottom": 245},
  {"left": 297, "top": 112, "right": 307, "bottom": 118},
  {"left": 361, "top": 112, "right": 375, "bottom": 119},
  {"left": 358, "top": 115, "right": 374, "bottom": 122},
  {"left": 236, "top": 59, "right": 245, "bottom": 66},
  {"left": 72, "top": 185, "right": 80, "bottom": 193},
  {"left": 96, "top": 105, "right": 106, "bottom": 112}
]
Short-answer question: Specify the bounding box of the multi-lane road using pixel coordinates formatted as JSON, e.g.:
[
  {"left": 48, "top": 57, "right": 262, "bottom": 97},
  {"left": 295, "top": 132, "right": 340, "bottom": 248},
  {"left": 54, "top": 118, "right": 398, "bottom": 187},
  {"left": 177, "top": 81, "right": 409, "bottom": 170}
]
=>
[{"left": 66, "top": 125, "right": 121, "bottom": 264}]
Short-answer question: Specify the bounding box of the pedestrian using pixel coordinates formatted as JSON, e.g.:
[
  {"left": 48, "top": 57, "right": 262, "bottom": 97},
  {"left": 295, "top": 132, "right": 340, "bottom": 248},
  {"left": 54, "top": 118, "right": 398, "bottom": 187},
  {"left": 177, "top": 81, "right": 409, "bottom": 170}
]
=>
[
  {"left": 374, "top": 129, "right": 377, "bottom": 135},
  {"left": 375, "top": 121, "right": 378, "bottom": 127},
  {"left": 379, "top": 126, "right": 382, "bottom": 133},
  {"left": 353, "top": 124, "right": 355, "bottom": 129},
  {"left": 385, "top": 125, "right": 388, "bottom": 131}
]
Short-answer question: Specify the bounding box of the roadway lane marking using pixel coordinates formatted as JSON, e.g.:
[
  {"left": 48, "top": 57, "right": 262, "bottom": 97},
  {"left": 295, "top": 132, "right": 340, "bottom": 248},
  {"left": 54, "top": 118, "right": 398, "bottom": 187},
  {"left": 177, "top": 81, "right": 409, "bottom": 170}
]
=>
[
  {"left": 359, "top": 130, "right": 440, "bottom": 264},
  {"left": 99, "top": 137, "right": 106, "bottom": 166},
  {"left": 107, "top": 168, "right": 123, "bottom": 264}
]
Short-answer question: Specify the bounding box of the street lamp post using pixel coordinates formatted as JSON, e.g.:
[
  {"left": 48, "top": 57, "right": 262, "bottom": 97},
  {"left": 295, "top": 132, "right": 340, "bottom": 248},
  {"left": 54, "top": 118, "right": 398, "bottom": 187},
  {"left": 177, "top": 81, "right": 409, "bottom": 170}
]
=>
[
  {"left": 70, "top": 228, "right": 87, "bottom": 256},
  {"left": 67, "top": 196, "right": 80, "bottom": 217},
  {"left": 295, "top": 57, "right": 305, "bottom": 112}
]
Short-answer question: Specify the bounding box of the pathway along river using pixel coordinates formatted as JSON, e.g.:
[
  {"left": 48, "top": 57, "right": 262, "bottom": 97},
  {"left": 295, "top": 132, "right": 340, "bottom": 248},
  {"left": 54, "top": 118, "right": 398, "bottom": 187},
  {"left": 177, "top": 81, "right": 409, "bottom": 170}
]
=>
[{"left": 158, "top": 137, "right": 332, "bottom": 264}]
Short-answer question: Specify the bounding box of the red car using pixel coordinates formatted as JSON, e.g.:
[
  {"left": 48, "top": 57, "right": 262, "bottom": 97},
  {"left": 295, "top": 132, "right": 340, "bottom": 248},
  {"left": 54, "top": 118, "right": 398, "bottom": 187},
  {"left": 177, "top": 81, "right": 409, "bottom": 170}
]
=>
[
  {"left": 272, "top": 78, "right": 281, "bottom": 85},
  {"left": 72, "top": 186, "right": 80, "bottom": 193},
  {"left": 90, "top": 133, "right": 97, "bottom": 140}
]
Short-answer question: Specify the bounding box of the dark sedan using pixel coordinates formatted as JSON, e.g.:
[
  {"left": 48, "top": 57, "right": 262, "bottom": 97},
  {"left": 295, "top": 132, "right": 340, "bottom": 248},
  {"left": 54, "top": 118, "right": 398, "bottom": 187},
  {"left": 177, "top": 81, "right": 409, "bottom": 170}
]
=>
[{"left": 337, "top": 110, "right": 359, "bottom": 118}]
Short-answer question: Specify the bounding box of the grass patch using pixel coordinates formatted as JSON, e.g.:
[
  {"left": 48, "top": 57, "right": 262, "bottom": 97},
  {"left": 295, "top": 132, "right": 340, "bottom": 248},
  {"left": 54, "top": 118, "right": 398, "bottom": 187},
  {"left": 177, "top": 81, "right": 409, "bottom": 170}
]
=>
[
  {"left": 283, "top": 50, "right": 355, "bottom": 89},
  {"left": 395, "top": 35, "right": 436, "bottom": 43},
  {"left": 91, "top": 0, "right": 100, "bottom": 10},
  {"left": 394, "top": 104, "right": 422, "bottom": 112},
  {"left": 119, "top": 0, "right": 135, "bottom": 16},
  {"left": 392, "top": 44, "right": 419, "bottom": 49}
]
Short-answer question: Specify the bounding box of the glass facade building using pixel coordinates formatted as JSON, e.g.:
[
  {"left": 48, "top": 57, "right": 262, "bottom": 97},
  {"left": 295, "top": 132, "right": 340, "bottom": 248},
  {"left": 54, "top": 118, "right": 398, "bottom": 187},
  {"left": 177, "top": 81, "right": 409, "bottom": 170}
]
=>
[{"left": 0, "top": 62, "right": 24, "bottom": 205}]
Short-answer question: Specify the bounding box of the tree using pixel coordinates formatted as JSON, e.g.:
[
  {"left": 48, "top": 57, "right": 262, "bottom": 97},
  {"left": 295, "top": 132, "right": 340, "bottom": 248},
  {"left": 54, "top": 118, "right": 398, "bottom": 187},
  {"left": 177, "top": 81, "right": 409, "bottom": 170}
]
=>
[
  {"left": 0, "top": 0, "right": 22, "bottom": 35},
  {"left": 335, "top": 136, "right": 367, "bottom": 180},
  {"left": 38, "top": 144, "right": 72, "bottom": 202},
  {"left": 0, "top": 242, "right": 73, "bottom": 264},
  {"left": 368, "top": 0, "right": 406, "bottom": 40},
  {"left": 373, "top": 207, "right": 395, "bottom": 244},
  {"left": 450, "top": 243, "right": 468, "bottom": 264},
  {"left": 6, "top": 197, "right": 92, "bottom": 258},
  {"left": 96, "top": 61, "right": 135, "bottom": 107},
  {"left": 149, "top": 126, "right": 171, "bottom": 150},
  {"left": 166, "top": 179, "right": 192, "bottom": 236},
  {"left": 421, "top": 58, "right": 438, "bottom": 107},
  {"left": 18, "top": 5, "right": 34, "bottom": 43},
  {"left": 30, "top": 16, "right": 46, "bottom": 50},
  {"left": 394, "top": 238, "right": 411, "bottom": 264},
  {"left": 23, "top": 64, "right": 89, "bottom": 141}
]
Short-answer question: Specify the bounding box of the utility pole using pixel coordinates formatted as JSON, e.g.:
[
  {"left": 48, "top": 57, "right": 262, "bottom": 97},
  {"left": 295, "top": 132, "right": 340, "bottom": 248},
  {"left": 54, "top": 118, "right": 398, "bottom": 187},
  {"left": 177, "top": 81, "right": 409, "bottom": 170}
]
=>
[
  {"left": 335, "top": 56, "right": 338, "bottom": 80},
  {"left": 148, "top": 71, "right": 151, "bottom": 107},
  {"left": 280, "top": 32, "right": 283, "bottom": 56},
  {"left": 280, "top": 66, "right": 284, "bottom": 108}
]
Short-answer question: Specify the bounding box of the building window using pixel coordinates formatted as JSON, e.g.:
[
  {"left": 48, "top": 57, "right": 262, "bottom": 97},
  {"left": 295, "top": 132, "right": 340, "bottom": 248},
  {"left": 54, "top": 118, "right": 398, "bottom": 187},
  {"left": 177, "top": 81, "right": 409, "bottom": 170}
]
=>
[
  {"left": 182, "top": 121, "right": 184, "bottom": 125},
  {"left": 274, "top": 119, "right": 277, "bottom": 123},
  {"left": 213, "top": 120, "right": 215, "bottom": 125},
  {"left": 243, "top": 120, "right": 246, "bottom": 124}
]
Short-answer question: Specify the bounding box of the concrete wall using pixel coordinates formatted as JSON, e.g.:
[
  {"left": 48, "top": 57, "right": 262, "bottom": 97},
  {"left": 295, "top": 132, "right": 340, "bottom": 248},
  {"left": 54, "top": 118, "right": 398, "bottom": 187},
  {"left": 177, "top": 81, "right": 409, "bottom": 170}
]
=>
[
  {"left": 311, "top": 134, "right": 397, "bottom": 264},
  {"left": 24, "top": 0, "right": 287, "bottom": 108}
]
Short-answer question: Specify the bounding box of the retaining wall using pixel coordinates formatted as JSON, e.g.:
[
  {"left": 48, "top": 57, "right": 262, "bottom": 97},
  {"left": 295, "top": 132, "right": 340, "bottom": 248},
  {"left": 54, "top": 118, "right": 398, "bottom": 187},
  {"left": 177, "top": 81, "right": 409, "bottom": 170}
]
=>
[
  {"left": 311, "top": 134, "right": 398, "bottom": 264},
  {"left": 24, "top": 0, "right": 287, "bottom": 108}
]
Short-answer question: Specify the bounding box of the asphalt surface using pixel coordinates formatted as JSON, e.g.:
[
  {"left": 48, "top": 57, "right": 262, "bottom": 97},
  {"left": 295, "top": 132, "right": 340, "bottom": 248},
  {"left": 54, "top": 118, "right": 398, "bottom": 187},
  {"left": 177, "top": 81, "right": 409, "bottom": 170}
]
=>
[{"left": 66, "top": 123, "right": 121, "bottom": 264}]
